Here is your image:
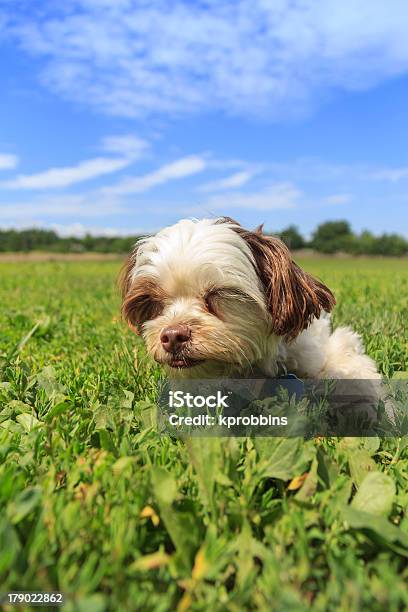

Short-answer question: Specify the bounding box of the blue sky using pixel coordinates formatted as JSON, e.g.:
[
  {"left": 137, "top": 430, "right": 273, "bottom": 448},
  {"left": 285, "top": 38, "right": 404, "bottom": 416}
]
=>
[{"left": 0, "top": 0, "right": 407, "bottom": 237}]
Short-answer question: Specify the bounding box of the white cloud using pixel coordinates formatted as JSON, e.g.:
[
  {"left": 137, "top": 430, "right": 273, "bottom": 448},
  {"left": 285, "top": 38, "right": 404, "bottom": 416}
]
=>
[
  {"left": 101, "top": 134, "right": 149, "bottom": 158},
  {"left": 0, "top": 153, "right": 19, "bottom": 170},
  {"left": 0, "top": 155, "right": 206, "bottom": 219},
  {"left": 50, "top": 222, "right": 144, "bottom": 238},
  {"left": 0, "top": 220, "right": 145, "bottom": 237},
  {"left": 104, "top": 155, "right": 206, "bottom": 195},
  {"left": 198, "top": 171, "right": 256, "bottom": 192},
  {"left": 325, "top": 193, "right": 353, "bottom": 205},
  {"left": 0, "top": 194, "right": 122, "bottom": 219},
  {"left": 262, "top": 158, "right": 408, "bottom": 185},
  {"left": 5, "top": 1, "right": 408, "bottom": 120},
  {"left": 201, "top": 182, "right": 301, "bottom": 211},
  {"left": 370, "top": 167, "right": 408, "bottom": 182},
  {"left": 2, "top": 156, "right": 131, "bottom": 190}
]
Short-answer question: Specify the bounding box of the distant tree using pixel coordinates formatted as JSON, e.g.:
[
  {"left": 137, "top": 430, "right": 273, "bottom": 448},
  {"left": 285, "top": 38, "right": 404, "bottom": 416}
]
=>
[
  {"left": 0, "top": 224, "right": 406, "bottom": 256},
  {"left": 278, "top": 225, "right": 305, "bottom": 250},
  {"left": 373, "top": 233, "right": 408, "bottom": 256},
  {"left": 0, "top": 228, "right": 59, "bottom": 251},
  {"left": 312, "top": 220, "right": 353, "bottom": 253},
  {"left": 82, "top": 233, "right": 96, "bottom": 251},
  {"left": 349, "top": 230, "right": 376, "bottom": 255}
]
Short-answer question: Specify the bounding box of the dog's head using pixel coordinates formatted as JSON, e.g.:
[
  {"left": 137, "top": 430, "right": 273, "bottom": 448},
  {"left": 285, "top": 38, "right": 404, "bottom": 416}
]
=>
[{"left": 120, "top": 218, "right": 335, "bottom": 377}]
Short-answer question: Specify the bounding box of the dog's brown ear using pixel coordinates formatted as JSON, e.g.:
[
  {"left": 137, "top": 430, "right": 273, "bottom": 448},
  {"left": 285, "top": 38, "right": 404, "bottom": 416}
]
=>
[
  {"left": 236, "top": 227, "right": 335, "bottom": 340},
  {"left": 118, "top": 247, "right": 140, "bottom": 335}
]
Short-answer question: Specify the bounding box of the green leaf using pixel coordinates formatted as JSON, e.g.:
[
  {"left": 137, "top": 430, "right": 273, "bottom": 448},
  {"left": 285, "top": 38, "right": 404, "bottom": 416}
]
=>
[
  {"left": 0, "top": 517, "right": 21, "bottom": 573},
  {"left": 296, "top": 457, "right": 318, "bottom": 501},
  {"left": 107, "top": 389, "right": 134, "bottom": 410},
  {"left": 151, "top": 466, "right": 177, "bottom": 506},
  {"left": 316, "top": 447, "right": 339, "bottom": 488},
  {"left": 93, "top": 405, "right": 111, "bottom": 431},
  {"left": 6, "top": 400, "right": 34, "bottom": 415},
  {"left": 16, "top": 412, "right": 43, "bottom": 432},
  {"left": 339, "top": 437, "right": 360, "bottom": 450},
  {"left": 255, "top": 437, "right": 315, "bottom": 481},
  {"left": 0, "top": 419, "right": 23, "bottom": 434},
  {"left": 112, "top": 456, "right": 136, "bottom": 475},
  {"left": 7, "top": 486, "right": 42, "bottom": 524},
  {"left": 70, "top": 594, "right": 107, "bottom": 612},
  {"left": 342, "top": 506, "right": 408, "bottom": 554},
  {"left": 5, "top": 320, "right": 41, "bottom": 362},
  {"left": 392, "top": 371, "right": 408, "bottom": 379},
  {"left": 352, "top": 471, "right": 395, "bottom": 516},
  {"left": 46, "top": 401, "right": 72, "bottom": 421},
  {"left": 36, "top": 365, "right": 66, "bottom": 401},
  {"left": 151, "top": 467, "right": 198, "bottom": 568},
  {"left": 186, "top": 437, "right": 223, "bottom": 510},
  {"left": 360, "top": 436, "right": 381, "bottom": 453},
  {"left": 348, "top": 449, "right": 377, "bottom": 487},
  {"left": 98, "top": 430, "right": 117, "bottom": 455},
  {"left": 34, "top": 315, "right": 52, "bottom": 338},
  {"left": 229, "top": 522, "right": 268, "bottom": 589},
  {"left": 136, "top": 400, "right": 157, "bottom": 429},
  {"left": 192, "top": 525, "right": 230, "bottom": 581}
]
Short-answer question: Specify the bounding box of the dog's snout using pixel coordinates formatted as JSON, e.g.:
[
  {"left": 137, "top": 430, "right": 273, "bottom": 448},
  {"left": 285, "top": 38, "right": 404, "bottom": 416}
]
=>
[{"left": 160, "top": 324, "right": 191, "bottom": 353}]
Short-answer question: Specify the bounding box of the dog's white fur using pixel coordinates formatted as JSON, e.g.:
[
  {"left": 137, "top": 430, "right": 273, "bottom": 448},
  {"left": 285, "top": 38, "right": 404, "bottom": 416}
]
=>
[
  {"left": 122, "top": 218, "right": 379, "bottom": 380},
  {"left": 282, "top": 314, "right": 379, "bottom": 378}
]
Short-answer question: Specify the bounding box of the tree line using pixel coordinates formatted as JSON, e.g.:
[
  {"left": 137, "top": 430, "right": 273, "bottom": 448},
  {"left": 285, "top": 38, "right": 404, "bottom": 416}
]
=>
[
  {"left": 278, "top": 221, "right": 408, "bottom": 256},
  {"left": 0, "top": 221, "right": 407, "bottom": 256}
]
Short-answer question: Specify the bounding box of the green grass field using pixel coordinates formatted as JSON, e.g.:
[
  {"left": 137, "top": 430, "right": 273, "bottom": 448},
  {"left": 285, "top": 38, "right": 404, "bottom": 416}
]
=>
[{"left": 0, "top": 258, "right": 407, "bottom": 611}]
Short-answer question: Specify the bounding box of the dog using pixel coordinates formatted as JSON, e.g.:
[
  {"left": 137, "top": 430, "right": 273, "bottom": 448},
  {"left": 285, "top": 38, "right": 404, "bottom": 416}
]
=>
[{"left": 120, "top": 217, "right": 379, "bottom": 380}]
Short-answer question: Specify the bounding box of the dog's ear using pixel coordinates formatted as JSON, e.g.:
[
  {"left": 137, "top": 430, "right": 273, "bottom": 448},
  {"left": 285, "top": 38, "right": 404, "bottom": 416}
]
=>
[
  {"left": 118, "top": 247, "right": 140, "bottom": 335},
  {"left": 214, "top": 216, "right": 242, "bottom": 227},
  {"left": 236, "top": 227, "right": 336, "bottom": 340}
]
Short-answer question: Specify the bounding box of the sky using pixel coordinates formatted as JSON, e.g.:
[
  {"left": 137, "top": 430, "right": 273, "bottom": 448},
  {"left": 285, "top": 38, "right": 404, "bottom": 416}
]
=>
[{"left": 0, "top": 0, "right": 407, "bottom": 237}]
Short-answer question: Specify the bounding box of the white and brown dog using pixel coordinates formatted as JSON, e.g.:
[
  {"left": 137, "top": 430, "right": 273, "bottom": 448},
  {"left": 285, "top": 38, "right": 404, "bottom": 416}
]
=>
[{"left": 121, "top": 217, "right": 379, "bottom": 380}]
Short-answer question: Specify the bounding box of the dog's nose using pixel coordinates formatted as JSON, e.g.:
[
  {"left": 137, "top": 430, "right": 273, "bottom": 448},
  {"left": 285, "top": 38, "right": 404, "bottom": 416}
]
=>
[{"left": 160, "top": 324, "right": 191, "bottom": 353}]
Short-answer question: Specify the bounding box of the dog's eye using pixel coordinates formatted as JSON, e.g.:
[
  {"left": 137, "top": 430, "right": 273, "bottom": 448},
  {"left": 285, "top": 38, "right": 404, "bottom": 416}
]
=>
[
  {"left": 122, "top": 277, "right": 167, "bottom": 328},
  {"left": 204, "top": 289, "right": 222, "bottom": 318},
  {"left": 204, "top": 287, "right": 252, "bottom": 319},
  {"left": 125, "top": 294, "right": 164, "bottom": 326},
  {"left": 139, "top": 296, "right": 163, "bottom": 323}
]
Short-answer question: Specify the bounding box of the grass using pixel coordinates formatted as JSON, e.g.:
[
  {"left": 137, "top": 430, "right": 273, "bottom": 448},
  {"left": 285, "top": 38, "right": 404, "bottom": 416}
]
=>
[{"left": 0, "top": 258, "right": 407, "bottom": 611}]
